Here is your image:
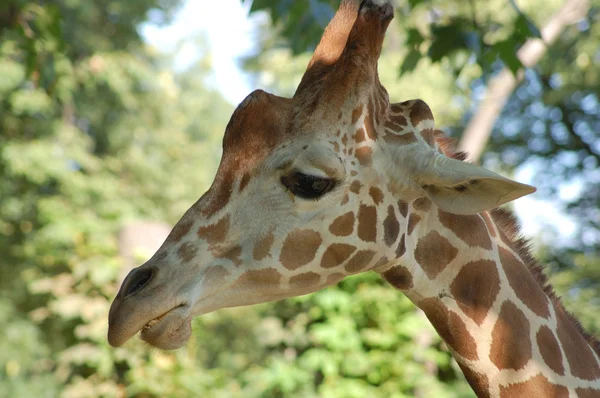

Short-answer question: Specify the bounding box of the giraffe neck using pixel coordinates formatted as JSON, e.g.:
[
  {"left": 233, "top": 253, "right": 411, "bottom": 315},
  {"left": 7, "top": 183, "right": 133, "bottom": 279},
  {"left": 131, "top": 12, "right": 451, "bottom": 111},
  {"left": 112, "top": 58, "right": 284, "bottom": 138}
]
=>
[{"left": 380, "top": 199, "right": 600, "bottom": 397}]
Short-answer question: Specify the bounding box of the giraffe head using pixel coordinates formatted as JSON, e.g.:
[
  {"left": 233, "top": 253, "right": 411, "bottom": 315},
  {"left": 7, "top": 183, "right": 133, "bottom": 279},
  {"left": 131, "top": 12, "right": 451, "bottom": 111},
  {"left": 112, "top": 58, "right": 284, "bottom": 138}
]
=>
[{"left": 108, "top": 0, "right": 535, "bottom": 350}]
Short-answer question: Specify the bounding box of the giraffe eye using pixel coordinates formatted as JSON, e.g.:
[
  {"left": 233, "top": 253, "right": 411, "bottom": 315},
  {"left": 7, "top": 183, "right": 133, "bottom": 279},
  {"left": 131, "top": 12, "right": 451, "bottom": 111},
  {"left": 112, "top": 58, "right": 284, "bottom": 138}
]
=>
[{"left": 281, "top": 172, "right": 336, "bottom": 200}]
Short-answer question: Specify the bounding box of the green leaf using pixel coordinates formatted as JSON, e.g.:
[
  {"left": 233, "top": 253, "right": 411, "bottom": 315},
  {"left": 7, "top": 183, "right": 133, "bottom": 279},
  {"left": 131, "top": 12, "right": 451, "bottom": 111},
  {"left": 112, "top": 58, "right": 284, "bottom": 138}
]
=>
[
  {"left": 408, "top": 0, "right": 427, "bottom": 8},
  {"left": 493, "top": 38, "right": 523, "bottom": 74},
  {"left": 510, "top": 0, "right": 542, "bottom": 38},
  {"left": 399, "top": 49, "right": 421, "bottom": 76},
  {"left": 427, "top": 23, "right": 471, "bottom": 63},
  {"left": 515, "top": 13, "right": 542, "bottom": 39},
  {"left": 405, "top": 28, "right": 424, "bottom": 47}
]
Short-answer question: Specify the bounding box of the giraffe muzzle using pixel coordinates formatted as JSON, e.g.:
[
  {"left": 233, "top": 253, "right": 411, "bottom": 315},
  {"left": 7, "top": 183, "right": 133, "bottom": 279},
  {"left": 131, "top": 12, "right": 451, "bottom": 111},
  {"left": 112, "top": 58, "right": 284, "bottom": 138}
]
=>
[{"left": 108, "top": 265, "right": 194, "bottom": 349}]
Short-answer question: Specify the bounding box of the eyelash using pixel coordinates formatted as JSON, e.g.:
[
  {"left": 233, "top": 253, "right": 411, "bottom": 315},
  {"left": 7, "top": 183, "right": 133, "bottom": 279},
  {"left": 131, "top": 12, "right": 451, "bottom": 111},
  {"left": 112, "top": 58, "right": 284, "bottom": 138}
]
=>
[{"left": 281, "top": 172, "right": 337, "bottom": 200}]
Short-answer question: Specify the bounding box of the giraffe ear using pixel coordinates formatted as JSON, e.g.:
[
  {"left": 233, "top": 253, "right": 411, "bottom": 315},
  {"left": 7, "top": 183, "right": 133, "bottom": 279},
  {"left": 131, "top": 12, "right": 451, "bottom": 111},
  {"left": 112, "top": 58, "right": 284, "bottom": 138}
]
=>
[{"left": 415, "top": 155, "right": 536, "bottom": 215}]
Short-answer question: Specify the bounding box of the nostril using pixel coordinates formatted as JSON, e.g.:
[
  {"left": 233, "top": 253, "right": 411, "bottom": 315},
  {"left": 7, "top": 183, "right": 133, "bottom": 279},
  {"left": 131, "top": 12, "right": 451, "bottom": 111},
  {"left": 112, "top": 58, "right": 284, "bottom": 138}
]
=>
[{"left": 124, "top": 267, "right": 154, "bottom": 298}]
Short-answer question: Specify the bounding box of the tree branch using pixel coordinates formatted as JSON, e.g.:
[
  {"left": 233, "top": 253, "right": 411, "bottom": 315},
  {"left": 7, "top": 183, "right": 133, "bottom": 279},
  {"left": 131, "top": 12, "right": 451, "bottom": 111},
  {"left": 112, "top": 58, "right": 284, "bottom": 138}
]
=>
[{"left": 457, "top": 0, "right": 591, "bottom": 162}]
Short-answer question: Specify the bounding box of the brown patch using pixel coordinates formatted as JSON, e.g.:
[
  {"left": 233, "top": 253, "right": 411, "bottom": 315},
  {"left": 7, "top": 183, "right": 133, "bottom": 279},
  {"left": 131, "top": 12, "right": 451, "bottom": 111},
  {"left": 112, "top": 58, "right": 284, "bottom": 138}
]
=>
[
  {"left": 329, "top": 212, "right": 355, "bottom": 236},
  {"left": 344, "top": 250, "right": 376, "bottom": 273},
  {"left": 320, "top": 243, "right": 356, "bottom": 269},
  {"left": 412, "top": 197, "right": 431, "bottom": 212},
  {"left": 217, "top": 245, "right": 243, "bottom": 266},
  {"left": 419, "top": 298, "right": 478, "bottom": 361},
  {"left": 407, "top": 213, "right": 421, "bottom": 235},
  {"left": 390, "top": 102, "right": 406, "bottom": 114},
  {"left": 555, "top": 302, "right": 600, "bottom": 380},
  {"left": 351, "top": 104, "right": 363, "bottom": 124},
  {"left": 341, "top": 133, "right": 348, "bottom": 148},
  {"left": 382, "top": 265, "right": 413, "bottom": 290},
  {"left": 354, "top": 128, "right": 367, "bottom": 143},
  {"left": 153, "top": 251, "right": 168, "bottom": 262},
  {"left": 332, "top": 141, "right": 340, "bottom": 152},
  {"left": 414, "top": 231, "right": 458, "bottom": 279},
  {"left": 421, "top": 128, "right": 435, "bottom": 146},
  {"left": 385, "top": 113, "right": 408, "bottom": 130},
  {"left": 177, "top": 242, "right": 198, "bottom": 262},
  {"left": 383, "top": 205, "right": 399, "bottom": 247},
  {"left": 397, "top": 200, "right": 408, "bottom": 218},
  {"left": 491, "top": 208, "right": 600, "bottom": 356},
  {"left": 340, "top": 194, "right": 349, "bottom": 205},
  {"left": 395, "top": 234, "right": 406, "bottom": 257},
  {"left": 357, "top": 204, "right": 377, "bottom": 242},
  {"left": 489, "top": 301, "right": 531, "bottom": 370},
  {"left": 409, "top": 99, "right": 433, "bottom": 127},
  {"left": 326, "top": 272, "right": 345, "bottom": 285},
  {"left": 279, "top": 229, "right": 322, "bottom": 270},
  {"left": 289, "top": 272, "right": 320, "bottom": 289},
  {"left": 499, "top": 374, "right": 569, "bottom": 398},
  {"left": 480, "top": 212, "right": 496, "bottom": 237},
  {"left": 198, "top": 216, "right": 230, "bottom": 247},
  {"left": 384, "top": 120, "right": 401, "bottom": 131},
  {"left": 355, "top": 146, "right": 373, "bottom": 166},
  {"left": 372, "top": 256, "right": 389, "bottom": 269},
  {"left": 203, "top": 265, "right": 230, "bottom": 285},
  {"left": 450, "top": 260, "right": 500, "bottom": 325},
  {"left": 457, "top": 363, "right": 490, "bottom": 398},
  {"left": 239, "top": 173, "right": 251, "bottom": 193},
  {"left": 166, "top": 220, "right": 193, "bottom": 244},
  {"left": 438, "top": 210, "right": 492, "bottom": 250},
  {"left": 391, "top": 113, "right": 407, "bottom": 126},
  {"left": 200, "top": 171, "right": 234, "bottom": 217},
  {"left": 233, "top": 267, "right": 282, "bottom": 289},
  {"left": 576, "top": 388, "right": 600, "bottom": 398},
  {"left": 536, "top": 325, "right": 565, "bottom": 375},
  {"left": 349, "top": 180, "right": 362, "bottom": 194},
  {"left": 369, "top": 187, "right": 384, "bottom": 205},
  {"left": 498, "top": 247, "right": 550, "bottom": 319},
  {"left": 253, "top": 232, "right": 274, "bottom": 261},
  {"left": 384, "top": 132, "right": 417, "bottom": 146},
  {"left": 364, "top": 113, "right": 377, "bottom": 140}
]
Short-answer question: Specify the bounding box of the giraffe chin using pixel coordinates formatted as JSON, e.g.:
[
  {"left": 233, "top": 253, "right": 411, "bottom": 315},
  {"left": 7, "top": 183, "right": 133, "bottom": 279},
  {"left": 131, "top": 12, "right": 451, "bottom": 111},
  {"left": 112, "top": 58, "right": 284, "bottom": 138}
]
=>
[{"left": 138, "top": 306, "right": 192, "bottom": 350}]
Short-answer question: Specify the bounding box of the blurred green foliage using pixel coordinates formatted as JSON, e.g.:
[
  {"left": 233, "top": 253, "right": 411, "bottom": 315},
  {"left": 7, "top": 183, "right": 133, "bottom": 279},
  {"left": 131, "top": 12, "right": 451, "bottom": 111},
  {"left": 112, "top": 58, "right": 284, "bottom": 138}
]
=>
[{"left": 1, "top": 0, "right": 599, "bottom": 397}]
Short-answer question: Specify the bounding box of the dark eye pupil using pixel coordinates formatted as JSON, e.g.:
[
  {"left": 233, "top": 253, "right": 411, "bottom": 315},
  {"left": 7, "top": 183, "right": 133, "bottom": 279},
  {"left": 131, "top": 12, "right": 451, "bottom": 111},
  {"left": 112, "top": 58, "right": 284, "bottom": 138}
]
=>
[
  {"left": 281, "top": 172, "right": 336, "bottom": 200},
  {"left": 311, "top": 179, "right": 329, "bottom": 192}
]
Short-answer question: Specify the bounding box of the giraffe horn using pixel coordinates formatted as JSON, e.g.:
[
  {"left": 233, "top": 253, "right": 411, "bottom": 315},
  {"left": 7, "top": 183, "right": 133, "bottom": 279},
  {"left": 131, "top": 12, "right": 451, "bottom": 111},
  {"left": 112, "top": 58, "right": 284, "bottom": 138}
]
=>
[
  {"left": 294, "top": 0, "right": 361, "bottom": 96},
  {"left": 294, "top": 0, "right": 393, "bottom": 100}
]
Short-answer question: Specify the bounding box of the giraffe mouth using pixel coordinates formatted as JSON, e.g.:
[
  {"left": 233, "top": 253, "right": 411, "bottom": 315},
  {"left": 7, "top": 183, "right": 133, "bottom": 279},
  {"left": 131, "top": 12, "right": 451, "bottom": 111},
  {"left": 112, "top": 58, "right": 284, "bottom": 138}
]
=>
[{"left": 138, "top": 303, "right": 192, "bottom": 350}]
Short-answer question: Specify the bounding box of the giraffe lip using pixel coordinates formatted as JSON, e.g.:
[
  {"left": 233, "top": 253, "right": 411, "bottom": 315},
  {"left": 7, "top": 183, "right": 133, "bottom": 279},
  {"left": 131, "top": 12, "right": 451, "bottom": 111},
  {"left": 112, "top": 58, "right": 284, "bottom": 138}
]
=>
[
  {"left": 142, "top": 303, "right": 187, "bottom": 332},
  {"left": 138, "top": 303, "right": 192, "bottom": 350}
]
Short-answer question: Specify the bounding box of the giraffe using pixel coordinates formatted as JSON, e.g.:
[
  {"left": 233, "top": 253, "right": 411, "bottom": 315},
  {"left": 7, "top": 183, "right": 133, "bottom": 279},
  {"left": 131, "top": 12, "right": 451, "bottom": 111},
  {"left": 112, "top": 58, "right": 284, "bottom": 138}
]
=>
[{"left": 107, "top": 0, "right": 600, "bottom": 396}]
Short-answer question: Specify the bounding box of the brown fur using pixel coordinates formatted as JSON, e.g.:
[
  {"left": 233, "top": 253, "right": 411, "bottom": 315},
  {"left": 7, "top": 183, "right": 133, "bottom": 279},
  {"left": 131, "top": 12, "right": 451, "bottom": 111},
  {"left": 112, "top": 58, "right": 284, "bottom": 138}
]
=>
[{"left": 434, "top": 131, "right": 600, "bottom": 356}]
